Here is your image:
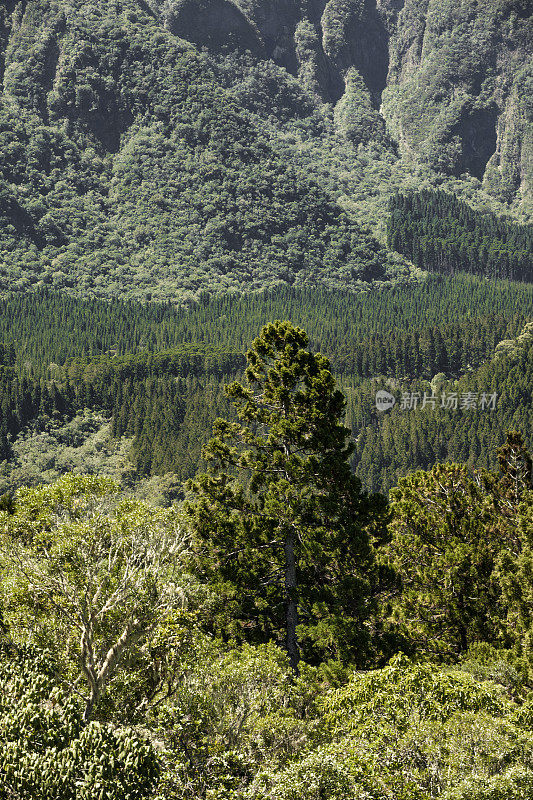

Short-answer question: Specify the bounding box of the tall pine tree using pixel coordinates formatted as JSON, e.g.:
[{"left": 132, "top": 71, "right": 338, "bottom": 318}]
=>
[{"left": 186, "top": 321, "right": 386, "bottom": 669}]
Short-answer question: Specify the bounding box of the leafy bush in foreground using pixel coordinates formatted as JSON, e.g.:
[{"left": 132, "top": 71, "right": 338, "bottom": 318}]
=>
[{"left": 0, "top": 646, "right": 158, "bottom": 800}]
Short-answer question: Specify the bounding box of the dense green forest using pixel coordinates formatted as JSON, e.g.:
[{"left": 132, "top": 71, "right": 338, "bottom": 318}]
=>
[
  {"left": 0, "top": 273, "right": 530, "bottom": 497},
  {"left": 0, "top": 0, "right": 532, "bottom": 796},
  {"left": 352, "top": 322, "right": 533, "bottom": 492},
  {"left": 0, "top": 325, "right": 532, "bottom": 799},
  {"left": 1, "top": 273, "right": 532, "bottom": 372},
  {"left": 0, "top": 0, "right": 416, "bottom": 302},
  {"left": 388, "top": 190, "right": 533, "bottom": 281},
  {"left": 0, "top": 0, "right": 531, "bottom": 302}
]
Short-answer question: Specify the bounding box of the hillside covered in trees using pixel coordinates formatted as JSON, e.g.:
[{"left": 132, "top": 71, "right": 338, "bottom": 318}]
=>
[
  {"left": 0, "top": 273, "right": 530, "bottom": 499},
  {"left": 0, "top": 0, "right": 532, "bottom": 796},
  {"left": 0, "top": 0, "right": 531, "bottom": 301},
  {"left": 0, "top": 325, "right": 532, "bottom": 799},
  {"left": 388, "top": 190, "right": 533, "bottom": 282},
  {"left": 0, "top": 0, "right": 413, "bottom": 302}
]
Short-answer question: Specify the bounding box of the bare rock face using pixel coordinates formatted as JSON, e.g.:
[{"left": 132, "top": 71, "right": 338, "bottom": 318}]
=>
[
  {"left": 382, "top": 0, "right": 532, "bottom": 198},
  {"left": 164, "top": 0, "right": 264, "bottom": 55}
]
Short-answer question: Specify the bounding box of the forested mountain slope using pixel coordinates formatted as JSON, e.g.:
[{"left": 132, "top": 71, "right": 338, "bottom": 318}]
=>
[
  {"left": 0, "top": 0, "right": 530, "bottom": 301},
  {"left": 0, "top": 0, "right": 413, "bottom": 302},
  {"left": 158, "top": 0, "right": 532, "bottom": 210}
]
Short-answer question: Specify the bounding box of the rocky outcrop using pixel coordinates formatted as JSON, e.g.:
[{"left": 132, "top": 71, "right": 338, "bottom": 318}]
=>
[
  {"left": 160, "top": 0, "right": 531, "bottom": 203},
  {"left": 1, "top": 0, "right": 530, "bottom": 212},
  {"left": 382, "top": 0, "right": 532, "bottom": 197},
  {"left": 164, "top": 0, "right": 264, "bottom": 55}
]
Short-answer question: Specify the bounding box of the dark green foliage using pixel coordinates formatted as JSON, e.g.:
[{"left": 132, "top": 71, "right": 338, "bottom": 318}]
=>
[
  {"left": 186, "top": 321, "right": 386, "bottom": 668},
  {"left": 388, "top": 190, "right": 533, "bottom": 281},
  {"left": 497, "top": 429, "right": 533, "bottom": 502},
  {"left": 385, "top": 463, "right": 512, "bottom": 659},
  {"left": 0, "top": 0, "right": 530, "bottom": 313},
  {"left": 220, "top": 55, "right": 319, "bottom": 125},
  {"left": 0, "top": 274, "right": 531, "bottom": 374},
  {"left": 494, "top": 433, "right": 533, "bottom": 679},
  {"left": 381, "top": 432, "right": 533, "bottom": 669},
  {"left": 0, "top": 274, "right": 530, "bottom": 494},
  {"left": 353, "top": 324, "right": 533, "bottom": 493}
]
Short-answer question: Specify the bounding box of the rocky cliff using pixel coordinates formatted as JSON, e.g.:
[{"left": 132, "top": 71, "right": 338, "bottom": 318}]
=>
[
  {"left": 0, "top": 0, "right": 415, "bottom": 301},
  {"left": 161, "top": 0, "right": 532, "bottom": 205},
  {"left": 0, "top": 0, "right": 530, "bottom": 303}
]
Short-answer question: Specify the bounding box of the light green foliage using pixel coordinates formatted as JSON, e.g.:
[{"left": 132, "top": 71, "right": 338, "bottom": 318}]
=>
[
  {"left": 0, "top": 646, "right": 158, "bottom": 799},
  {"left": 0, "top": 411, "right": 133, "bottom": 493},
  {"left": 323, "top": 655, "right": 507, "bottom": 733},
  {"left": 248, "top": 655, "right": 533, "bottom": 800},
  {"left": 334, "top": 68, "right": 386, "bottom": 145},
  {"left": 250, "top": 746, "right": 370, "bottom": 800},
  {"left": 154, "top": 640, "right": 316, "bottom": 799},
  {"left": 293, "top": 19, "right": 330, "bottom": 101},
  {"left": 0, "top": 474, "right": 194, "bottom": 719},
  {"left": 0, "top": 461, "right": 531, "bottom": 797},
  {"left": 459, "top": 643, "right": 525, "bottom": 697}
]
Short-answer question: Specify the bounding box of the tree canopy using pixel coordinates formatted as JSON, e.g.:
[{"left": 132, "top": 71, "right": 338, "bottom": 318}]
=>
[{"left": 187, "top": 321, "right": 386, "bottom": 669}]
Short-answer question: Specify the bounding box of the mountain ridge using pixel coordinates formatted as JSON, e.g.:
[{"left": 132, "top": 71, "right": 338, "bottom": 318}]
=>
[{"left": 157, "top": 0, "right": 532, "bottom": 204}]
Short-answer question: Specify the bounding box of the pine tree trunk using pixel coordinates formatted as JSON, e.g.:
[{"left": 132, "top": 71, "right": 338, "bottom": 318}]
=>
[{"left": 284, "top": 529, "right": 300, "bottom": 673}]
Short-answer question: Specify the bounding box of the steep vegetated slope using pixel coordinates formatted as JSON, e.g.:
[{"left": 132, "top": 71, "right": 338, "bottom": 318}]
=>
[
  {"left": 0, "top": 0, "right": 412, "bottom": 302},
  {"left": 160, "top": 0, "right": 532, "bottom": 210},
  {"left": 383, "top": 0, "right": 531, "bottom": 195},
  {"left": 0, "top": 0, "right": 531, "bottom": 301}
]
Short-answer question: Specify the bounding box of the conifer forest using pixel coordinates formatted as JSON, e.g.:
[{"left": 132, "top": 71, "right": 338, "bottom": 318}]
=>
[{"left": 0, "top": 0, "right": 532, "bottom": 798}]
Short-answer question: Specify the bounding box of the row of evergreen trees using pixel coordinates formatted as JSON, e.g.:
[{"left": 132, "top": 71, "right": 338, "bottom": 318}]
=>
[
  {"left": 351, "top": 327, "right": 532, "bottom": 493},
  {"left": 0, "top": 275, "right": 530, "bottom": 493},
  {"left": 0, "top": 325, "right": 531, "bottom": 486},
  {"left": 388, "top": 190, "right": 533, "bottom": 281},
  {"left": 1, "top": 275, "right": 532, "bottom": 376}
]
